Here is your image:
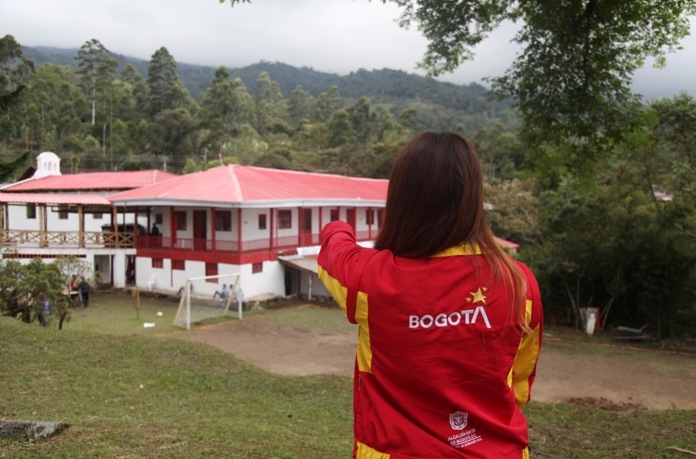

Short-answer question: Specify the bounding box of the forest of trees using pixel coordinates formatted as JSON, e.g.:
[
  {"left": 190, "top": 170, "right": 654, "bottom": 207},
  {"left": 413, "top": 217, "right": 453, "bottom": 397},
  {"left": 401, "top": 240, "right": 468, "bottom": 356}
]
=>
[
  {"left": 1, "top": 33, "right": 696, "bottom": 338},
  {"left": 3, "top": 37, "right": 516, "bottom": 177}
]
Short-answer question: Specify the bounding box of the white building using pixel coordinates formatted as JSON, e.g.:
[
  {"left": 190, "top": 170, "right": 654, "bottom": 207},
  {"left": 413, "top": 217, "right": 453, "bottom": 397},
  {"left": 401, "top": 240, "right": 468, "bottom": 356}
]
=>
[
  {"left": 0, "top": 153, "right": 178, "bottom": 287},
  {"left": 107, "top": 164, "right": 388, "bottom": 300},
  {"left": 1, "top": 155, "right": 518, "bottom": 301},
  {"left": 1, "top": 158, "right": 387, "bottom": 300}
]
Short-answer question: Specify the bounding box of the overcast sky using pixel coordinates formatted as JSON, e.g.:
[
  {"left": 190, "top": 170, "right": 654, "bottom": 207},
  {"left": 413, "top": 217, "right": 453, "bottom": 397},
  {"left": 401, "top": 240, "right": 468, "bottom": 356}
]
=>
[{"left": 2, "top": 0, "right": 695, "bottom": 99}]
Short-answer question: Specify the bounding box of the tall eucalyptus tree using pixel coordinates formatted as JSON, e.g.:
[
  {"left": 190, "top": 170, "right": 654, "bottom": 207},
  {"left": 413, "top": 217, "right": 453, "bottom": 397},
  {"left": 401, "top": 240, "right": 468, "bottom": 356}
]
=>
[
  {"left": 76, "top": 39, "right": 113, "bottom": 126},
  {"left": 254, "top": 71, "right": 286, "bottom": 136},
  {"left": 288, "top": 85, "right": 315, "bottom": 129}
]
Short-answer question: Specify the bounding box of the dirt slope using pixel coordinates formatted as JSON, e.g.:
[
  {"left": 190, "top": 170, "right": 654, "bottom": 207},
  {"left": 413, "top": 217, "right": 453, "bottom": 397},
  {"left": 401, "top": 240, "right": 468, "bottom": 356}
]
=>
[{"left": 175, "top": 317, "right": 696, "bottom": 411}]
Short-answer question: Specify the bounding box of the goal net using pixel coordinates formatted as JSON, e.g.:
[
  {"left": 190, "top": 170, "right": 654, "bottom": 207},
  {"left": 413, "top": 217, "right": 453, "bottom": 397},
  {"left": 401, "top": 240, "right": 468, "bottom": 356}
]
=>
[{"left": 173, "top": 273, "right": 242, "bottom": 330}]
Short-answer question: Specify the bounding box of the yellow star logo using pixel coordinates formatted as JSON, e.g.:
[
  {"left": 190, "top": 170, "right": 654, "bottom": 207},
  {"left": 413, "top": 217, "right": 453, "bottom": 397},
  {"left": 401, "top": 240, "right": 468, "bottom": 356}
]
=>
[{"left": 470, "top": 287, "right": 487, "bottom": 305}]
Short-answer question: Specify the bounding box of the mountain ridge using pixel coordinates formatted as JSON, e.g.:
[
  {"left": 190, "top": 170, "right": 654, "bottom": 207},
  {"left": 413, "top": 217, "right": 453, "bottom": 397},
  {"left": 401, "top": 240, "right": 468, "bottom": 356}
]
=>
[{"left": 21, "top": 45, "right": 512, "bottom": 117}]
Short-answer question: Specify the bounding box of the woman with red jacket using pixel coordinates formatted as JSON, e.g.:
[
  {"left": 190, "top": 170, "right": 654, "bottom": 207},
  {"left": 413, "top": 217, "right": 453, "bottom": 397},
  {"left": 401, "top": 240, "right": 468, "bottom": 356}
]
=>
[{"left": 318, "top": 131, "right": 543, "bottom": 458}]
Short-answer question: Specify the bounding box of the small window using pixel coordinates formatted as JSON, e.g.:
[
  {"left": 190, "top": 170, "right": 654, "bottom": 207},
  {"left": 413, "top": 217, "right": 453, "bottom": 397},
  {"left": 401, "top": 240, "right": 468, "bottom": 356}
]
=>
[
  {"left": 278, "top": 210, "right": 292, "bottom": 229},
  {"left": 175, "top": 211, "right": 187, "bottom": 231},
  {"left": 58, "top": 205, "right": 69, "bottom": 220},
  {"left": 93, "top": 213, "right": 103, "bottom": 220},
  {"left": 155, "top": 214, "right": 163, "bottom": 224},
  {"left": 205, "top": 263, "right": 218, "bottom": 282},
  {"left": 252, "top": 262, "right": 263, "bottom": 274},
  {"left": 215, "top": 211, "right": 232, "bottom": 231},
  {"left": 258, "top": 214, "right": 267, "bottom": 230},
  {"left": 366, "top": 209, "right": 374, "bottom": 225},
  {"left": 330, "top": 209, "right": 339, "bottom": 221},
  {"left": 152, "top": 258, "right": 163, "bottom": 268},
  {"left": 26, "top": 204, "right": 36, "bottom": 219},
  {"left": 172, "top": 260, "right": 185, "bottom": 270}
]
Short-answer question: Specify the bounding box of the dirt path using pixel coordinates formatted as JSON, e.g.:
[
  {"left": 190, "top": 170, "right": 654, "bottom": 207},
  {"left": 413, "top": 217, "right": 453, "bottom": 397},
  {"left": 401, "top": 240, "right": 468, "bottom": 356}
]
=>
[{"left": 175, "top": 316, "right": 696, "bottom": 411}]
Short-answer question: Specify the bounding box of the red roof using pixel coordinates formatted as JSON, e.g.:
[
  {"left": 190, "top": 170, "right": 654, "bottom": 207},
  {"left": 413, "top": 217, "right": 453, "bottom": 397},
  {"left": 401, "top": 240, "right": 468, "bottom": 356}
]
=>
[
  {"left": 108, "top": 165, "right": 388, "bottom": 205},
  {"left": 2, "top": 170, "right": 178, "bottom": 192},
  {"left": 493, "top": 236, "right": 520, "bottom": 251},
  {"left": 0, "top": 193, "right": 111, "bottom": 206}
]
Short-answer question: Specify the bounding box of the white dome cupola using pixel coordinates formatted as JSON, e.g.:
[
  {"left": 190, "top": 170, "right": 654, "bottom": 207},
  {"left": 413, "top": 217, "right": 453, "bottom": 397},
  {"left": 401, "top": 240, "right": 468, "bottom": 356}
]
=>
[{"left": 33, "top": 152, "right": 62, "bottom": 179}]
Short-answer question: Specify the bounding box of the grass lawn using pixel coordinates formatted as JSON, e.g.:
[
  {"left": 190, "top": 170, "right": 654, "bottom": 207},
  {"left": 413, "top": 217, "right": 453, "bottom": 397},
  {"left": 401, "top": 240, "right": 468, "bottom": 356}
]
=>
[{"left": 1, "top": 291, "right": 695, "bottom": 458}]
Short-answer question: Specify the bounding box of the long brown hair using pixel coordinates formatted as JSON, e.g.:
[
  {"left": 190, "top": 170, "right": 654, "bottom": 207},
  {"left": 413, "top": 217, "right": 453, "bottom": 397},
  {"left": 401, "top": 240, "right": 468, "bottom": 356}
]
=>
[{"left": 374, "top": 131, "right": 527, "bottom": 324}]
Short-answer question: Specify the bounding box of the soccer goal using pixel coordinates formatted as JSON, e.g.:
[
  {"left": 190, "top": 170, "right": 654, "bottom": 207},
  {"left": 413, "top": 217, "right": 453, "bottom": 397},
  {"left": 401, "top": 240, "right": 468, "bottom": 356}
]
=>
[{"left": 173, "top": 273, "right": 242, "bottom": 330}]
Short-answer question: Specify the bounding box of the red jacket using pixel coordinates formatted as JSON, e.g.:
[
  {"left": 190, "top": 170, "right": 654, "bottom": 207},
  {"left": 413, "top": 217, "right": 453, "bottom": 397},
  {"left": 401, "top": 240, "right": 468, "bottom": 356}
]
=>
[{"left": 318, "top": 221, "right": 543, "bottom": 459}]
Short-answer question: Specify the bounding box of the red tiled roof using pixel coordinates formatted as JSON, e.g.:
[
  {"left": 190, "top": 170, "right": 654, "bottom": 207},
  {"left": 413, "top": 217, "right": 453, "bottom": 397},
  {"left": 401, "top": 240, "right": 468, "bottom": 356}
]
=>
[
  {"left": 108, "top": 165, "right": 388, "bottom": 205},
  {"left": 2, "top": 170, "right": 178, "bottom": 192},
  {"left": 493, "top": 237, "right": 520, "bottom": 250},
  {"left": 0, "top": 193, "right": 111, "bottom": 206}
]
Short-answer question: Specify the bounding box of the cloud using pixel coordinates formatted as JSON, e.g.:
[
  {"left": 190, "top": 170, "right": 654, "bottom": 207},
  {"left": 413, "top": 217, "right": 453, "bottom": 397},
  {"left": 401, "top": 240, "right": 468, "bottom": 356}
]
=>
[{"left": 1, "top": 0, "right": 694, "bottom": 97}]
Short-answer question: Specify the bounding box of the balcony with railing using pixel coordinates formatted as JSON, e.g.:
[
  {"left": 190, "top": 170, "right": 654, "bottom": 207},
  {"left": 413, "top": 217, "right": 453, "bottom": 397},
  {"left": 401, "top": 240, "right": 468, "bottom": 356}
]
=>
[
  {"left": 0, "top": 228, "right": 374, "bottom": 263},
  {"left": 137, "top": 233, "right": 318, "bottom": 260},
  {"left": 0, "top": 229, "right": 136, "bottom": 249}
]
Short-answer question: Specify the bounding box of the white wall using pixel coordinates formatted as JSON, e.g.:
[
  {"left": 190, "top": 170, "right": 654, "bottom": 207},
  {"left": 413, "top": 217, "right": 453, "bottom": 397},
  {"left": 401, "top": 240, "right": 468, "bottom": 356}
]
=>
[
  {"left": 112, "top": 252, "right": 127, "bottom": 288},
  {"left": 6, "top": 203, "right": 144, "bottom": 232},
  {"left": 298, "top": 271, "right": 331, "bottom": 298},
  {"left": 235, "top": 260, "right": 286, "bottom": 298},
  {"left": 242, "top": 208, "right": 269, "bottom": 242},
  {"left": 135, "top": 256, "right": 286, "bottom": 300}
]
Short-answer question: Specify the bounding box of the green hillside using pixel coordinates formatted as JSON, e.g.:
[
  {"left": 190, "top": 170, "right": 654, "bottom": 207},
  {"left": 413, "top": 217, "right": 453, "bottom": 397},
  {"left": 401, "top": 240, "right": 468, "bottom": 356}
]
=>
[{"left": 21, "top": 45, "right": 515, "bottom": 122}]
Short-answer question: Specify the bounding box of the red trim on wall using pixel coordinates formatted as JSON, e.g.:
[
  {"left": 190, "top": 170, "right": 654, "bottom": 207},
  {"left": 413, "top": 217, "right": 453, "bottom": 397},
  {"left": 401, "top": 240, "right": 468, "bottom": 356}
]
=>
[
  {"left": 237, "top": 208, "right": 243, "bottom": 256},
  {"left": 139, "top": 248, "right": 277, "bottom": 266},
  {"left": 211, "top": 207, "right": 217, "bottom": 251}
]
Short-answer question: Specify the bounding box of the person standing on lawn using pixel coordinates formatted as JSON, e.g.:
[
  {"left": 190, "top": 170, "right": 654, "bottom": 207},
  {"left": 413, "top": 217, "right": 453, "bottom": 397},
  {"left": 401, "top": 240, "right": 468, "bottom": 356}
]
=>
[
  {"left": 318, "top": 131, "right": 543, "bottom": 458},
  {"left": 77, "top": 277, "right": 90, "bottom": 308}
]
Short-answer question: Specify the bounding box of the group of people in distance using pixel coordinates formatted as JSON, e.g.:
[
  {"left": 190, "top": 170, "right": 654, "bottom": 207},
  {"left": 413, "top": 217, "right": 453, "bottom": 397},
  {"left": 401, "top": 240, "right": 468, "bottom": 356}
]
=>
[{"left": 213, "top": 283, "right": 244, "bottom": 309}]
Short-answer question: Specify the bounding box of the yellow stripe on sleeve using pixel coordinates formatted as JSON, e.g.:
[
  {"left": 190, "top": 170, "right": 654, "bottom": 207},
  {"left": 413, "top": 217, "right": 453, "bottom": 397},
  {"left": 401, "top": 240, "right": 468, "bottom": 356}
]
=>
[
  {"left": 510, "top": 299, "right": 541, "bottom": 407},
  {"left": 355, "top": 290, "right": 372, "bottom": 373},
  {"left": 317, "top": 266, "right": 348, "bottom": 313},
  {"left": 356, "top": 441, "right": 391, "bottom": 459}
]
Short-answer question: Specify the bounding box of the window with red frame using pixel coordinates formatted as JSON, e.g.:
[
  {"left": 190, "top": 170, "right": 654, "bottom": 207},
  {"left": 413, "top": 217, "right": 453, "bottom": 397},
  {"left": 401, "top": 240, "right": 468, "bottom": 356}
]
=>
[
  {"left": 172, "top": 260, "right": 185, "bottom": 270},
  {"left": 330, "top": 209, "right": 339, "bottom": 221},
  {"left": 215, "top": 212, "right": 231, "bottom": 231},
  {"left": 278, "top": 210, "right": 292, "bottom": 229},
  {"left": 205, "top": 263, "right": 218, "bottom": 282},
  {"left": 175, "top": 211, "right": 187, "bottom": 231},
  {"left": 252, "top": 262, "right": 263, "bottom": 274},
  {"left": 152, "top": 258, "right": 163, "bottom": 268},
  {"left": 258, "top": 214, "right": 267, "bottom": 230}
]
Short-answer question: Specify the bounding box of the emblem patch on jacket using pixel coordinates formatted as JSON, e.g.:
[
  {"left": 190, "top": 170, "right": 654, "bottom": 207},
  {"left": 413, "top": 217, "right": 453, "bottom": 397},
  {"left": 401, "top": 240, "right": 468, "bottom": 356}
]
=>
[
  {"left": 449, "top": 411, "right": 468, "bottom": 430},
  {"left": 448, "top": 411, "right": 483, "bottom": 448}
]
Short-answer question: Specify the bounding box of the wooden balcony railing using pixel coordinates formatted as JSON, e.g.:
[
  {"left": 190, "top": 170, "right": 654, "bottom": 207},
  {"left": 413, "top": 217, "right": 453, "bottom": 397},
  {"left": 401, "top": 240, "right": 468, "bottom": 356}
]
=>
[
  {"left": 0, "top": 230, "right": 371, "bottom": 253},
  {"left": 0, "top": 229, "right": 136, "bottom": 249}
]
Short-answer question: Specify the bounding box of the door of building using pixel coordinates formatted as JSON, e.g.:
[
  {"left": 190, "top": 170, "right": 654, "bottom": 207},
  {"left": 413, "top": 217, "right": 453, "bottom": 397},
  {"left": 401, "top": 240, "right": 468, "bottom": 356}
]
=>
[
  {"left": 193, "top": 210, "right": 207, "bottom": 251},
  {"left": 346, "top": 208, "right": 356, "bottom": 232},
  {"left": 301, "top": 208, "right": 312, "bottom": 246}
]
